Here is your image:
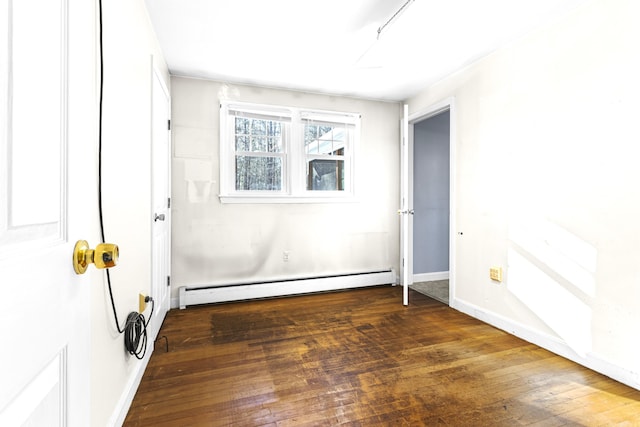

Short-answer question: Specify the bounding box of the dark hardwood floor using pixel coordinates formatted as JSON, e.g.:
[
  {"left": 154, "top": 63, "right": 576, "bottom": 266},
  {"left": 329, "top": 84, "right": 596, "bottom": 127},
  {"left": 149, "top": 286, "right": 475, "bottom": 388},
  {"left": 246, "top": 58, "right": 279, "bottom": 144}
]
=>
[{"left": 124, "top": 286, "right": 640, "bottom": 426}]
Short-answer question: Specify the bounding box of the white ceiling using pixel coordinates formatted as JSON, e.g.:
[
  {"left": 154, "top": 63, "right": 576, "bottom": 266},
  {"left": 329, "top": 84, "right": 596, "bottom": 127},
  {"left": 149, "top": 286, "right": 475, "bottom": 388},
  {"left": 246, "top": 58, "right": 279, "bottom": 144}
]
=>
[{"left": 144, "top": 0, "right": 588, "bottom": 102}]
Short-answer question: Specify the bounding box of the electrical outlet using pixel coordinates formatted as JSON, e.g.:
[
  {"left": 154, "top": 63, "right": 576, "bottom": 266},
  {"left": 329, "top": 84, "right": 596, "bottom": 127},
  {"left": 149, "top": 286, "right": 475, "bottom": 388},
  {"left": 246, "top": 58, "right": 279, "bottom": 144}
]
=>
[
  {"left": 489, "top": 267, "right": 503, "bottom": 282},
  {"left": 283, "top": 251, "right": 290, "bottom": 262},
  {"left": 139, "top": 293, "right": 147, "bottom": 313}
]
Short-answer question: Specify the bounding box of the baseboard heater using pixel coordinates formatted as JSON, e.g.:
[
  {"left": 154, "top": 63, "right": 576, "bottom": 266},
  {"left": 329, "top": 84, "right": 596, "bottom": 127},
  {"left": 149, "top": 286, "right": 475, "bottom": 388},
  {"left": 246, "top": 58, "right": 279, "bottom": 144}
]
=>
[{"left": 178, "top": 269, "right": 396, "bottom": 309}]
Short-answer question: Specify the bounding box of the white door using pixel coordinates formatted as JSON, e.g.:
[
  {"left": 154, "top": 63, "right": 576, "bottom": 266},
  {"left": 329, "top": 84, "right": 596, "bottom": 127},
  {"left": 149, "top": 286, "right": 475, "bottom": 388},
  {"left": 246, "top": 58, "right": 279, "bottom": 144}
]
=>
[
  {"left": 0, "top": 0, "right": 95, "bottom": 425},
  {"left": 150, "top": 67, "right": 171, "bottom": 341},
  {"left": 400, "top": 104, "right": 413, "bottom": 305}
]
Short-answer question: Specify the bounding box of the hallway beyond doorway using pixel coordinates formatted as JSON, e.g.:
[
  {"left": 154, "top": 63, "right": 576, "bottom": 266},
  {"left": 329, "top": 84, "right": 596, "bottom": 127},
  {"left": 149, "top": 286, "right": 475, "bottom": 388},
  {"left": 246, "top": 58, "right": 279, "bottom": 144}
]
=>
[{"left": 410, "top": 280, "right": 449, "bottom": 304}]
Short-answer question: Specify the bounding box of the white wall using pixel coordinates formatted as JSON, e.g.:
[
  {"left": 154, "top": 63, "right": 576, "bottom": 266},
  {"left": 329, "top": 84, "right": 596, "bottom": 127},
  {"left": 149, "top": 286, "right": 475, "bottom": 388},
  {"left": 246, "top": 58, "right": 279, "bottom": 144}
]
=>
[
  {"left": 408, "top": 0, "right": 640, "bottom": 388},
  {"left": 171, "top": 77, "right": 401, "bottom": 302},
  {"left": 90, "top": 1, "right": 170, "bottom": 425}
]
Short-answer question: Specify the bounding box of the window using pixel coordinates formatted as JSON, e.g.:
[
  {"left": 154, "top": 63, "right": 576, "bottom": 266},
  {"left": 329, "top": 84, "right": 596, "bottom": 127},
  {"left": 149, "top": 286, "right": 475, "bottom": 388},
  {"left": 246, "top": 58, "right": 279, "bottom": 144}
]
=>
[
  {"left": 233, "top": 115, "right": 285, "bottom": 191},
  {"left": 220, "top": 102, "right": 359, "bottom": 203},
  {"left": 303, "top": 117, "right": 347, "bottom": 192}
]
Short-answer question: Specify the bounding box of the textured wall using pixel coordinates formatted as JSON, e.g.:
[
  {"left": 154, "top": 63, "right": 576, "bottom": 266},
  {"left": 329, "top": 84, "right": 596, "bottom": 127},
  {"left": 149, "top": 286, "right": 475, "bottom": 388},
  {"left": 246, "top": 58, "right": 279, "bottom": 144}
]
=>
[
  {"left": 408, "top": 0, "right": 640, "bottom": 388},
  {"left": 171, "top": 78, "right": 401, "bottom": 300}
]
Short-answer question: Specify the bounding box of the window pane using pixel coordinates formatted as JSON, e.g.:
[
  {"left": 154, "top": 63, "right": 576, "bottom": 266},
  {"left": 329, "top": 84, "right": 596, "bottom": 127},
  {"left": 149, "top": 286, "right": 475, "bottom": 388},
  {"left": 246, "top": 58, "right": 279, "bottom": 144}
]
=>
[
  {"left": 236, "top": 156, "right": 282, "bottom": 191},
  {"left": 304, "top": 123, "right": 347, "bottom": 155},
  {"left": 264, "top": 121, "right": 282, "bottom": 152},
  {"left": 307, "top": 159, "right": 344, "bottom": 191},
  {"left": 251, "top": 136, "right": 267, "bottom": 152},
  {"left": 251, "top": 119, "right": 266, "bottom": 136},
  {"left": 306, "top": 127, "right": 318, "bottom": 154},
  {"left": 235, "top": 117, "right": 250, "bottom": 135},
  {"left": 235, "top": 117, "right": 283, "bottom": 153},
  {"left": 235, "top": 136, "right": 249, "bottom": 151},
  {"left": 267, "top": 137, "right": 281, "bottom": 153}
]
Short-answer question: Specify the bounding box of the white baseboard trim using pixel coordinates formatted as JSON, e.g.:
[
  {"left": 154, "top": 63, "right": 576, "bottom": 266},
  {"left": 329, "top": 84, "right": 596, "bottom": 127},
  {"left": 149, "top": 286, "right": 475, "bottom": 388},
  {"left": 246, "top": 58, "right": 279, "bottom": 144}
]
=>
[
  {"left": 177, "top": 270, "right": 396, "bottom": 309},
  {"left": 451, "top": 297, "right": 640, "bottom": 391},
  {"left": 413, "top": 271, "right": 449, "bottom": 283},
  {"left": 108, "top": 341, "right": 154, "bottom": 427}
]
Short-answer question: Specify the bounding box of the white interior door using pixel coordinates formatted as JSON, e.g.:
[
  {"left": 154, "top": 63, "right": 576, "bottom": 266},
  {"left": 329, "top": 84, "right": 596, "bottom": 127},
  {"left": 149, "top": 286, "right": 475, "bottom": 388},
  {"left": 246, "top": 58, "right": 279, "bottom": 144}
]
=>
[
  {"left": 150, "top": 66, "right": 171, "bottom": 340},
  {"left": 0, "top": 0, "right": 95, "bottom": 425},
  {"left": 400, "top": 104, "right": 413, "bottom": 305}
]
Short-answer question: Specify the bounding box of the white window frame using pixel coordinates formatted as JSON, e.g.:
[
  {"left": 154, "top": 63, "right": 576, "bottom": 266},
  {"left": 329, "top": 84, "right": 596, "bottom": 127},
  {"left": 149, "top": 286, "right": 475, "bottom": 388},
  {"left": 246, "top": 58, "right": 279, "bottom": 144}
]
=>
[{"left": 219, "top": 101, "right": 360, "bottom": 204}]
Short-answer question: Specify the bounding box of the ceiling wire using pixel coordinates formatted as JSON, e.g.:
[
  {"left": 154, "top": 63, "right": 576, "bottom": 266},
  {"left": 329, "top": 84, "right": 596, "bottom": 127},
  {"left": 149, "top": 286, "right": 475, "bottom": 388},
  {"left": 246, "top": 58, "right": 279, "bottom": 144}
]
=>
[
  {"left": 377, "top": 0, "right": 415, "bottom": 40},
  {"left": 355, "top": 0, "right": 416, "bottom": 67}
]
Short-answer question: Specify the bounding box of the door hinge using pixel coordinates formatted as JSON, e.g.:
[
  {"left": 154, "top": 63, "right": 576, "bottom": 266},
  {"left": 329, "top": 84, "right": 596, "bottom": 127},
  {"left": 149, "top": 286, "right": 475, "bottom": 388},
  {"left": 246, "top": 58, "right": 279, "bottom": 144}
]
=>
[
  {"left": 167, "top": 119, "right": 171, "bottom": 130},
  {"left": 167, "top": 197, "right": 171, "bottom": 208},
  {"left": 167, "top": 275, "right": 171, "bottom": 287}
]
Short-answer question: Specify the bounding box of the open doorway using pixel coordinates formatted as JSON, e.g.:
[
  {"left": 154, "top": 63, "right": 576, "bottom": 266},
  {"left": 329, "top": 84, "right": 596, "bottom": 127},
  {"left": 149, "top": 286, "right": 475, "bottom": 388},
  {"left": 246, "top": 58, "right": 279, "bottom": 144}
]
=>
[{"left": 410, "top": 109, "right": 450, "bottom": 303}]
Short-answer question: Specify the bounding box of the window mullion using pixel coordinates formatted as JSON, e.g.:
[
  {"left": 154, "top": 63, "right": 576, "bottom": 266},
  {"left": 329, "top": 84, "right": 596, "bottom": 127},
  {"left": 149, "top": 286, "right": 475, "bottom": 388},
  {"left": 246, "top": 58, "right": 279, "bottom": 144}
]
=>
[{"left": 289, "top": 110, "right": 302, "bottom": 196}]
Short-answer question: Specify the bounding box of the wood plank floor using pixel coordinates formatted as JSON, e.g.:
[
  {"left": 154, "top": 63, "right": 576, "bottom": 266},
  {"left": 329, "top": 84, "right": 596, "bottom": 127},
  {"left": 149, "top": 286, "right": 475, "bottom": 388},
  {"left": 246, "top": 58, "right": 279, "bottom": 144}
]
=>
[{"left": 124, "top": 286, "right": 640, "bottom": 426}]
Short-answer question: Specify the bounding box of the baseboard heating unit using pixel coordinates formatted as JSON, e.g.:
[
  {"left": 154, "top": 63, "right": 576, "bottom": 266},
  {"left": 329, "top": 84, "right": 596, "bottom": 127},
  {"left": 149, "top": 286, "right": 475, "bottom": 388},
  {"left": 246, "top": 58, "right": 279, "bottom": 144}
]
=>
[{"left": 178, "top": 269, "right": 396, "bottom": 309}]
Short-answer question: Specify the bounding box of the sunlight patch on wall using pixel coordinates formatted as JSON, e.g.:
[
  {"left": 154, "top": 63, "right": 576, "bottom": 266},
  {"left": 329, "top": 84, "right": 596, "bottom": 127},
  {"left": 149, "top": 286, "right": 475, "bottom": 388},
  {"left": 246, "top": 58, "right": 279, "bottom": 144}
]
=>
[
  {"left": 507, "top": 215, "right": 597, "bottom": 358},
  {"left": 509, "top": 215, "right": 596, "bottom": 297},
  {"left": 508, "top": 248, "right": 592, "bottom": 357}
]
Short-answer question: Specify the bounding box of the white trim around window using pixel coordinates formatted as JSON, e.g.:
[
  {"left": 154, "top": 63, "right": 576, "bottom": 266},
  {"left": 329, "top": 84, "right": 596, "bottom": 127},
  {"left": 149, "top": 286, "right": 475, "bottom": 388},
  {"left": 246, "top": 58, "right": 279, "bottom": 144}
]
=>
[{"left": 219, "top": 101, "right": 360, "bottom": 204}]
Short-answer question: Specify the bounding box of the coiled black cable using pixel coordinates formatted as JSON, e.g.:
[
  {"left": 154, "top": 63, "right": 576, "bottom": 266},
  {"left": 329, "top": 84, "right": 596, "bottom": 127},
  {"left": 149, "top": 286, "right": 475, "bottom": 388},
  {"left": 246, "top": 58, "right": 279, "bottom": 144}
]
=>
[{"left": 125, "top": 299, "right": 155, "bottom": 360}]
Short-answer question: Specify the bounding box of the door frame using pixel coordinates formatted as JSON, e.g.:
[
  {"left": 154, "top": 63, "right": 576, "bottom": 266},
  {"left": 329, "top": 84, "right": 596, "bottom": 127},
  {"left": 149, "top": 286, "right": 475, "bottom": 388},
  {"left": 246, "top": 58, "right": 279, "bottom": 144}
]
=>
[
  {"left": 403, "top": 97, "right": 456, "bottom": 305},
  {"left": 150, "top": 61, "right": 171, "bottom": 341}
]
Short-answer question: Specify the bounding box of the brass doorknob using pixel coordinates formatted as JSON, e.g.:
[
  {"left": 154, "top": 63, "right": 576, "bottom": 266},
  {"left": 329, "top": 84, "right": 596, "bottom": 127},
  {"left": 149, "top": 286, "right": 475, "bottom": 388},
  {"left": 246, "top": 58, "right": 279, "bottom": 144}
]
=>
[{"left": 73, "top": 240, "right": 119, "bottom": 274}]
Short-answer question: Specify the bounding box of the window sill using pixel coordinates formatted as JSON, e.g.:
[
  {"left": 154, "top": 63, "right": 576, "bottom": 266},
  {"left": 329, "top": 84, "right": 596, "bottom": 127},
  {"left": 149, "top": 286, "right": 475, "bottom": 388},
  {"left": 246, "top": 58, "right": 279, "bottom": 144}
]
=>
[{"left": 219, "top": 193, "right": 358, "bottom": 204}]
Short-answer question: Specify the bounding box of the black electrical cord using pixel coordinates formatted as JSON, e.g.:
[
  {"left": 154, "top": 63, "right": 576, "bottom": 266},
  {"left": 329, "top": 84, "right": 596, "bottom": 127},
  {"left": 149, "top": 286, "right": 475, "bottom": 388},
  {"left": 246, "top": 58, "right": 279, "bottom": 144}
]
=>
[
  {"left": 98, "top": 0, "right": 152, "bottom": 359},
  {"left": 125, "top": 299, "right": 155, "bottom": 360},
  {"left": 98, "top": 0, "right": 123, "bottom": 335}
]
